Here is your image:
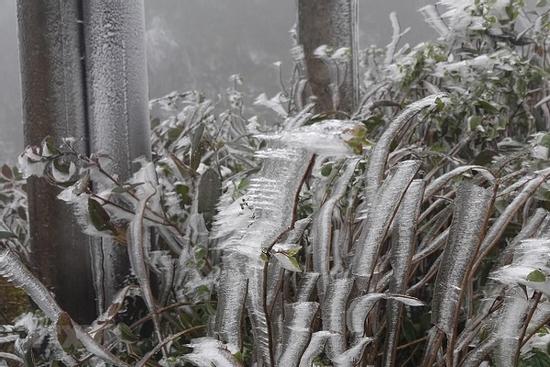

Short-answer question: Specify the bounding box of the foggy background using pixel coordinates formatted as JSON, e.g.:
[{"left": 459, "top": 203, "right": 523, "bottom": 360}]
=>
[{"left": 0, "top": 0, "right": 433, "bottom": 163}]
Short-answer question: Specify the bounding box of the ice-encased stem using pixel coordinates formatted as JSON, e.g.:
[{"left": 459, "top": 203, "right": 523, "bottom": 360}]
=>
[{"left": 127, "top": 189, "right": 164, "bottom": 354}]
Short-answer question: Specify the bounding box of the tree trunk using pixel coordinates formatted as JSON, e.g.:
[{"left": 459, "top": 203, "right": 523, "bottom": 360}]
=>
[
  {"left": 82, "top": 0, "right": 151, "bottom": 310},
  {"left": 297, "top": 0, "right": 359, "bottom": 114},
  {"left": 16, "top": 0, "right": 97, "bottom": 323}
]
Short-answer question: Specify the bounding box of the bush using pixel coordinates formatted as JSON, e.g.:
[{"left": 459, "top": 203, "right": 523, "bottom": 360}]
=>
[{"left": 1, "top": 1, "right": 550, "bottom": 366}]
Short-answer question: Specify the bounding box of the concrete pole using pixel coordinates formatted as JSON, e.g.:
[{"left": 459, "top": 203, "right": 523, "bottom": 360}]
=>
[
  {"left": 298, "top": 0, "right": 359, "bottom": 114},
  {"left": 16, "top": 0, "right": 96, "bottom": 323},
  {"left": 82, "top": 0, "right": 151, "bottom": 310}
]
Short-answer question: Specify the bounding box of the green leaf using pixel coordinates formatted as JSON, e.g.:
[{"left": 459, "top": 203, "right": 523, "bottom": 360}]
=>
[
  {"left": 527, "top": 269, "right": 546, "bottom": 282},
  {"left": 1, "top": 165, "right": 13, "bottom": 179},
  {"left": 0, "top": 231, "right": 17, "bottom": 239},
  {"left": 116, "top": 323, "right": 139, "bottom": 343},
  {"left": 190, "top": 124, "right": 205, "bottom": 172},
  {"left": 475, "top": 100, "right": 499, "bottom": 114},
  {"left": 88, "top": 198, "right": 114, "bottom": 232},
  {"left": 321, "top": 163, "right": 333, "bottom": 177},
  {"left": 175, "top": 184, "right": 192, "bottom": 206}
]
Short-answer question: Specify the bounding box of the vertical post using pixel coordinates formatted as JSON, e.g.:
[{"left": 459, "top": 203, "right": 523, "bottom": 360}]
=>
[
  {"left": 298, "top": 0, "right": 359, "bottom": 114},
  {"left": 16, "top": 0, "right": 96, "bottom": 323},
  {"left": 82, "top": 0, "right": 151, "bottom": 309}
]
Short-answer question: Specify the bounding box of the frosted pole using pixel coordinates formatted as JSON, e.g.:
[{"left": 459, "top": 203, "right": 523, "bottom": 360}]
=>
[
  {"left": 16, "top": 0, "right": 96, "bottom": 322},
  {"left": 82, "top": 0, "right": 151, "bottom": 309},
  {"left": 298, "top": 0, "right": 359, "bottom": 114}
]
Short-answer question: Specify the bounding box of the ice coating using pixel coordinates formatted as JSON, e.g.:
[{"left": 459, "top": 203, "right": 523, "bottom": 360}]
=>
[
  {"left": 352, "top": 160, "right": 421, "bottom": 279},
  {"left": 431, "top": 182, "right": 492, "bottom": 337},
  {"left": 277, "top": 302, "right": 319, "bottom": 367},
  {"left": 183, "top": 337, "right": 243, "bottom": 367},
  {"left": 311, "top": 159, "right": 359, "bottom": 296},
  {"left": 364, "top": 94, "right": 446, "bottom": 203},
  {"left": 215, "top": 254, "right": 248, "bottom": 351},
  {"left": 298, "top": 331, "right": 333, "bottom": 367},
  {"left": 322, "top": 277, "right": 354, "bottom": 360},
  {"left": 255, "top": 120, "right": 363, "bottom": 157},
  {"left": 385, "top": 179, "right": 425, "bottom": 367}
]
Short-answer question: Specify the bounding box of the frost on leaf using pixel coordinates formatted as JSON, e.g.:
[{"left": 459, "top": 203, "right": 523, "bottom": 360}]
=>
[{"left": 364, "top": 94, "right": 446, "bottom": 202}]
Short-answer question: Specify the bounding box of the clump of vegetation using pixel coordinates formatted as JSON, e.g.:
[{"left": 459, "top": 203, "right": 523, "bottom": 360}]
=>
[{"left": 1, "top": 1, "right": 550, "bottom": 366}]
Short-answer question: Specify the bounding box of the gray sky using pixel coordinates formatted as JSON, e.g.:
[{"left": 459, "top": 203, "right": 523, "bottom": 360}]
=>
[{"left": 0, "top": 0, "right": 434, "bottom": 162}]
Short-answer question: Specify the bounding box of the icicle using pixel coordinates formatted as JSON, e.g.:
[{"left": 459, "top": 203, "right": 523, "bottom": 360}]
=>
[
  {"left": 385, "top": 179, "right": 425, "bottom": 367},
  {"left": 353, "top": 160, "right": 420, "bottom": 280},
  {"left": 277, "top": 302, "right": 319, "bottom": 367},
  {"left": 431, "top": 182, "right": 492, "bottom": 338}
]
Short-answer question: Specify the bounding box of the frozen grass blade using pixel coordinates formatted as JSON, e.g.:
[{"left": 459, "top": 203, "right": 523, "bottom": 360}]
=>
[
  {"left": 431, "top": 182, "right": 492, "bottom": 336},
  {"left": 322, "top": 277, "right": 354, "bottom": 360},
  {"left": 364, "top": 94, "right": 445, "bottom": 202},
  {"left": 353, "top": 160, "right": 420, "bottom": 280},
  {"left": 277, "top": 302, "right": 319, "bottom": 367},
  {"left": 298, "top": 331, "right": 333, "bottom": 367},
  {"left": 312, "top": 159, "right": 358, "bottom": 296},
  {"left": 424, "top": 182, "right": 492, "bottom": 365},
  {"left": 384, "top": 179, "right": 425, "bottom": 367}
]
